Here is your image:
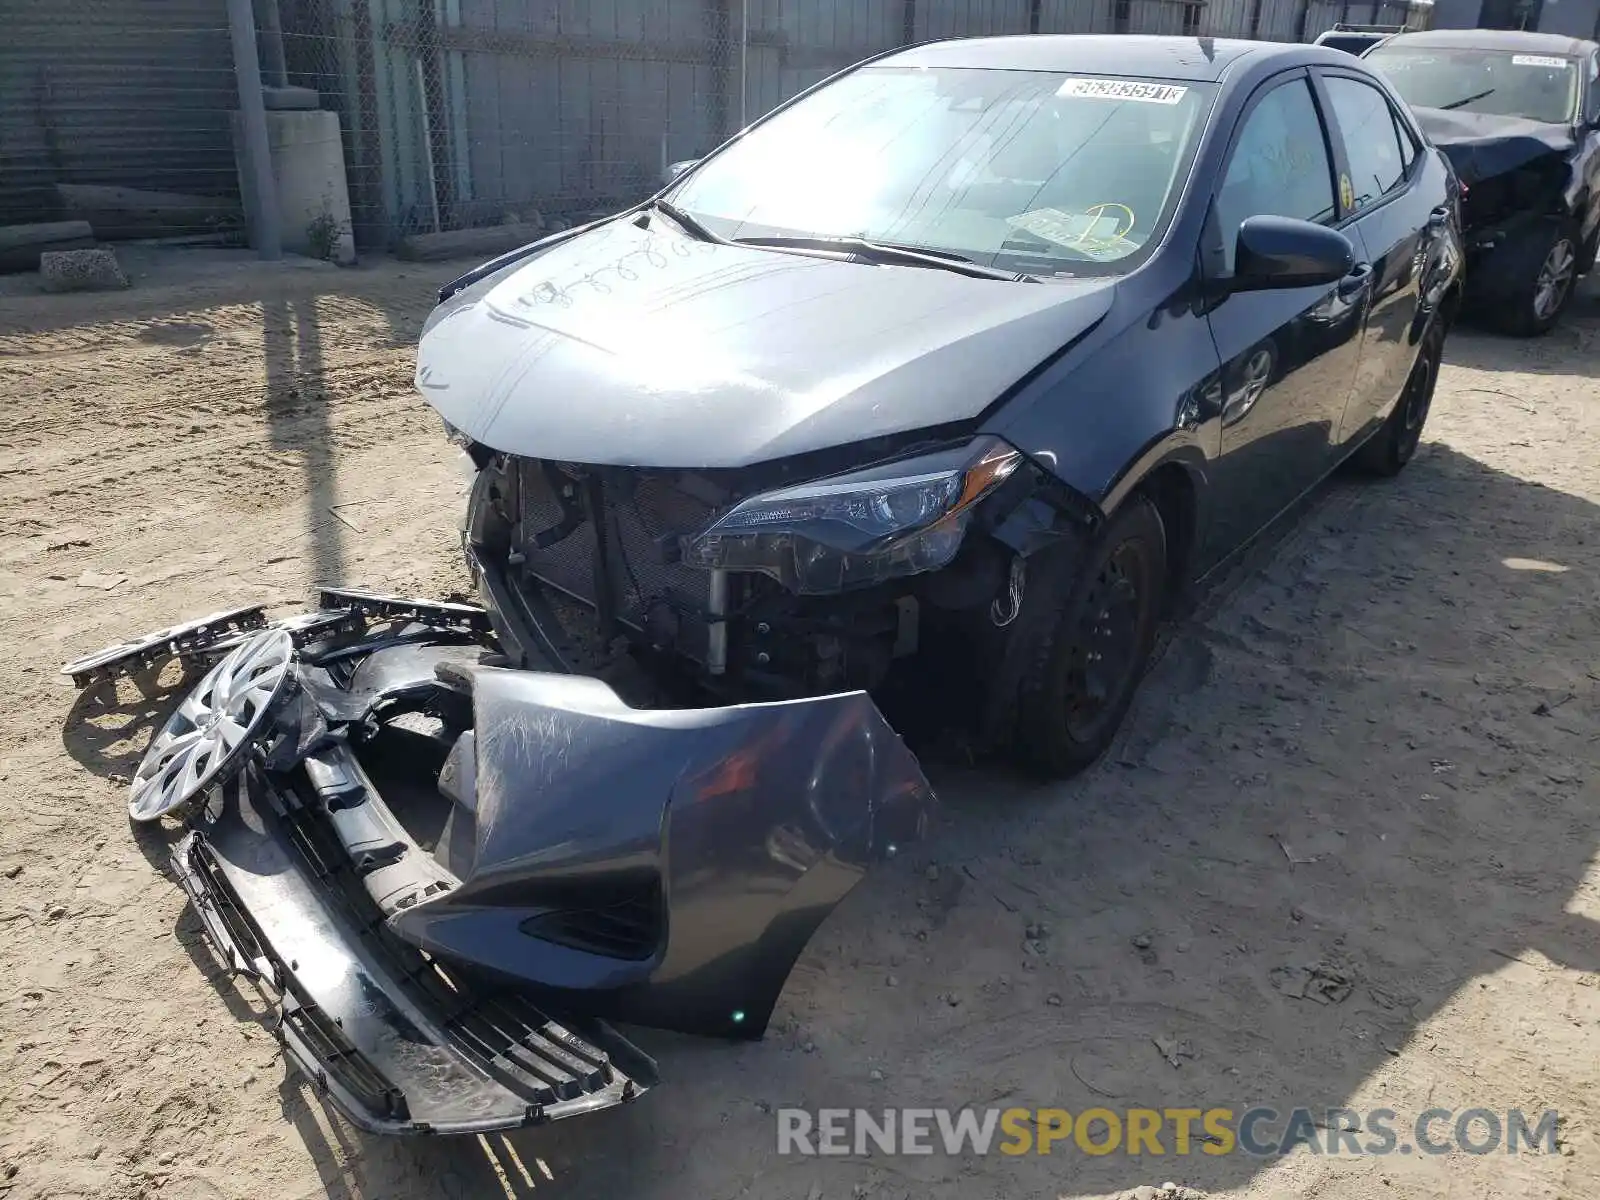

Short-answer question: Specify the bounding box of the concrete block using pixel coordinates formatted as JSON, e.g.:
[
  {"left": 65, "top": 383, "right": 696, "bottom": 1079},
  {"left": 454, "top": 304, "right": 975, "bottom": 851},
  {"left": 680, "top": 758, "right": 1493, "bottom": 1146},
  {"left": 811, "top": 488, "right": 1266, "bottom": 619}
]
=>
[
  {"left": 39, "top": 248, "right": 130, "bottom": 293},
  {"left": 232, "top": 108, "right": 357, "bottom": 264}
]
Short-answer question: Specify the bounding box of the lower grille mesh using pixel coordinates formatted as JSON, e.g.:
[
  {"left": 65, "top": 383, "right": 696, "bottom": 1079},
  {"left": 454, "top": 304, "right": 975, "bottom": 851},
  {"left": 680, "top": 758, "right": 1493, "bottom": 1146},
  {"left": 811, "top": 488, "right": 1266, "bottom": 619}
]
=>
[{"left": 277, "top": 800, "right": 619, "bottom": 1112}]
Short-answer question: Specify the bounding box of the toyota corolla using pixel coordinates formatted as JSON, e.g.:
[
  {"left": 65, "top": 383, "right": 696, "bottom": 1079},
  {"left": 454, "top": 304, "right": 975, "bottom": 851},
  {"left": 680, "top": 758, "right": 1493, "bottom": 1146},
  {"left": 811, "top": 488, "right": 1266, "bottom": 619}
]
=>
[{"left": 71, "top": 34, "right": 1466, "bottom": 1141}]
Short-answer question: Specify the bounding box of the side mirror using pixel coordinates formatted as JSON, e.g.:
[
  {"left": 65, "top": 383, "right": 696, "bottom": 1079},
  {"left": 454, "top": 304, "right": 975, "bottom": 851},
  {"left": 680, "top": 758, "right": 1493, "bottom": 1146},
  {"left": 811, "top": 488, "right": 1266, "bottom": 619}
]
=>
[
  {"left": 663, "top": 158, "right": 700, "bottom": 185},
  {"left": 1233, "top": 215, "right": 1355, "bottom": 291}
]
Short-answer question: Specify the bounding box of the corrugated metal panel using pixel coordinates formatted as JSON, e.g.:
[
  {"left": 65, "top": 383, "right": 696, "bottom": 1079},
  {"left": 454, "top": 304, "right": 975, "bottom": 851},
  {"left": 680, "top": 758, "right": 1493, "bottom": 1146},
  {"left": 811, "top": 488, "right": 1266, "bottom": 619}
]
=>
[
  {"left": 438, "top": 0, "right": 715, "bottom": 227},
  {"left": 269, "top": 0, "right": 1442, "bottom": 245},
  {"left": 742, "top": 0, "right": 902, "bottom": 123},
  {"left": 0, "top": 0, "right": 240, "bottom": 232},
  {"left": 1038, "top": 0, "right": 1116, "bottom": 34},
  {"left": 917, "top": 0, "right": 1033, "bottom": 37},
  {"left": 1301, "top": 0, "right": 1352, "bottom": 37}
]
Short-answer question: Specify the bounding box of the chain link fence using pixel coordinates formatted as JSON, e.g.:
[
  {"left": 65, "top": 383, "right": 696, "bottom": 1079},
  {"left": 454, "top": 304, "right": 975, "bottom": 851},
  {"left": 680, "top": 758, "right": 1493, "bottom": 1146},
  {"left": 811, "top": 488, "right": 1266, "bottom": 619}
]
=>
[{"left": 2, "top": 0, "right": 1433, "bottom": 254}]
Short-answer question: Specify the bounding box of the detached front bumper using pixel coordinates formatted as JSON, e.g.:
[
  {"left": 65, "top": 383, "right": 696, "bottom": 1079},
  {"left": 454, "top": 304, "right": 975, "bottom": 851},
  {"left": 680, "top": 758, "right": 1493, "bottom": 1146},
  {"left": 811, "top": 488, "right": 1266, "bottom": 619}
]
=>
[
  {"left": 68, "top": 589, "right": 933, "bottom": 1136},
  {"left": 170, "top": 770, "right": 653, "bottom": 1135}
]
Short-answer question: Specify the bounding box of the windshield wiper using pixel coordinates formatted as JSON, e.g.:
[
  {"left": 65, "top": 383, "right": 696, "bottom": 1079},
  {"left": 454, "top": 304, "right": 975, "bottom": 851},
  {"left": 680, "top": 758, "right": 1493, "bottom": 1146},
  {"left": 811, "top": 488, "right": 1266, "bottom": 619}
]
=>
[
  {"left": 647, "top": 198, "right": 727, "bottom": 244},
  {"left": 1440, "top": 87, "right": 1496, "bottom": 110},
  {"left": 733, "top": 235, "right": 1036, "bottom": 282}
]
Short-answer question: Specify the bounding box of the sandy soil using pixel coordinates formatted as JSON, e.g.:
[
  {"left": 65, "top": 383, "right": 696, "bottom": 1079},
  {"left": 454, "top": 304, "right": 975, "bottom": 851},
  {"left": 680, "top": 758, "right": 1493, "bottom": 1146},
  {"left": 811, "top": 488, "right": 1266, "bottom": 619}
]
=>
[{"left": 1, "top": 247, "right": 1597, "bottom": 1200}]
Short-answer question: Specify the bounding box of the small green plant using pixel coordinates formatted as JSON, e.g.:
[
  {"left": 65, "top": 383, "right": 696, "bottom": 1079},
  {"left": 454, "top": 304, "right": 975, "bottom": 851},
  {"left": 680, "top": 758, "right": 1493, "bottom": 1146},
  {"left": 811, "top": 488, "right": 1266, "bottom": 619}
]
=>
[{"left": 305, "top": 204, "right": 348, "bottom": 262}]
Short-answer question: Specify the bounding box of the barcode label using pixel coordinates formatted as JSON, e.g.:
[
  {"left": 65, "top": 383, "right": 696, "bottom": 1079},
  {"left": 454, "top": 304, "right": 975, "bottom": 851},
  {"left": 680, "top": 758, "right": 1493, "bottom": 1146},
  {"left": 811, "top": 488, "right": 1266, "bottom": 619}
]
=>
[{"left": 1057, "top": 77, "right": 1189, "bottom": 104}]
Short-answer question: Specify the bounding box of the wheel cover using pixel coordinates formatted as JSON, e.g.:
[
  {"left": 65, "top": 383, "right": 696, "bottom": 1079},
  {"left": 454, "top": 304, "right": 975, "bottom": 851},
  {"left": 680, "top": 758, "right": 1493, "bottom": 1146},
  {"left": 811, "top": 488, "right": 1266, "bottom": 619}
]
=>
[
  {"left": 1533, "top": 238, "right": 1575, "bottom": 321},
  {"left": 1062, "top": 541, "right": 1151, "bottom": 743},
  {"left": 128, "top": 628, "right": 294, "bottom": 822}
]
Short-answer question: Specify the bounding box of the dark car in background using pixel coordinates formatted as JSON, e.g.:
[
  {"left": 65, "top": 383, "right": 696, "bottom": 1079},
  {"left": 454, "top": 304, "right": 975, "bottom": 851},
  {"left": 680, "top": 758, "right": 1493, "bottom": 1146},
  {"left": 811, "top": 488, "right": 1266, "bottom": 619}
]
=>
[
  {"left": 1367, "top": 29, "right": 1600, "bottom": 334},
  {"left": 1313, "top": 23, "right": 1405, "bottom": 56},
  {"left": 424, "top": 35, "right": 1464, "bottom": 779}
]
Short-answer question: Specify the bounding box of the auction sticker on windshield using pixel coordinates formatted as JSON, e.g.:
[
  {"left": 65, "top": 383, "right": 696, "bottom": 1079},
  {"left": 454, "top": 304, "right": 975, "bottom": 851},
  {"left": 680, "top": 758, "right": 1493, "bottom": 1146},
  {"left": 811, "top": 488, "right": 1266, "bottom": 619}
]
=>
[
  {"left": 1057, "top": 77, "right": 1188, "bottom": 104},
  {"left": 1512, "top": 54, "right": 1569, "bottom": 68}
]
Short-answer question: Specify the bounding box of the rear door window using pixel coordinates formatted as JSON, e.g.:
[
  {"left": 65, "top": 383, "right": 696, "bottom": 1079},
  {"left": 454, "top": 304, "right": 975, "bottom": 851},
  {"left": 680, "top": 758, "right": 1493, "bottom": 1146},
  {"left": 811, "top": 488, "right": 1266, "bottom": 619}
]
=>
[{"left": 1323, "top": 75, "right": 1409, "bottom": 210}]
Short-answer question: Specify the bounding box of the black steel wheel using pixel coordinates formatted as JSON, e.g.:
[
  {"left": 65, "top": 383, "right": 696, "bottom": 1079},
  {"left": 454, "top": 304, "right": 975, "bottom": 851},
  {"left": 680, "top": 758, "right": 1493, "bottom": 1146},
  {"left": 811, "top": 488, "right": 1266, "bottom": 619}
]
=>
[
  {"left": 1354, "top": 318, "right": 1444, "bottom": 477},
  {"left": 1012, "top": 495, "right": 1167, "bottom": 778}
]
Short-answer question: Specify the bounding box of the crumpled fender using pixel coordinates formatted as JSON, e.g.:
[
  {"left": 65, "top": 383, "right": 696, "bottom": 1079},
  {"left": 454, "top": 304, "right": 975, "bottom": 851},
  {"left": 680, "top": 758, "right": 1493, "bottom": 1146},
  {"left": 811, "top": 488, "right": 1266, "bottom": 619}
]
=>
[{"left": 388, "top": 667, "right": 933, "bottom": 1039}]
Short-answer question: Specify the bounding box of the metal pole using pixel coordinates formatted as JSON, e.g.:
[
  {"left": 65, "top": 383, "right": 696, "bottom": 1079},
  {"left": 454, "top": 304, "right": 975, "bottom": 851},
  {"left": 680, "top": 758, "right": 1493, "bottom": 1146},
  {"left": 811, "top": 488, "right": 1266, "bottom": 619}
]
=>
[
  {"left": 416, "top": 59, "right": 443, "bottom": 233},
  {"left": 257, "top": 0, "right": 290, "bottom": 89},
  {"left": 738, "top": 0, "right": 749, "bottom": 128},
  {"left": 227, "top": 0, "right": 283, "bottom": 259}
]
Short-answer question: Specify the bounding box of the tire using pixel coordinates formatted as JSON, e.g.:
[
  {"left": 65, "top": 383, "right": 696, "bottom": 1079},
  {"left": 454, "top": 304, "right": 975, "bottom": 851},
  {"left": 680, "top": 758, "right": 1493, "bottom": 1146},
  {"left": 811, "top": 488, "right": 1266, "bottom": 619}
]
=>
[
  {"left": 1485, "top": 218, "right": 1580, "bottom": 337},
  {"left": 1354, "top": 318, "right": 1444, "bottom": 477},
  {"left": 1010, "top": 494, "right": 1167, "bottom": 778},
  {"left": 1579, "top": 224, "right": 1598, "bottom": 276}
]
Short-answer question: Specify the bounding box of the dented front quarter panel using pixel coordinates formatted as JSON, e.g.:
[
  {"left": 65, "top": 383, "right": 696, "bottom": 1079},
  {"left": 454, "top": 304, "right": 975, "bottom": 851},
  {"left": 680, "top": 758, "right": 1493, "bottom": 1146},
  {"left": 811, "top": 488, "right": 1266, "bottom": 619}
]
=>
[{"left": 388, "top": 667, "right": 934, "bottom": 1040}]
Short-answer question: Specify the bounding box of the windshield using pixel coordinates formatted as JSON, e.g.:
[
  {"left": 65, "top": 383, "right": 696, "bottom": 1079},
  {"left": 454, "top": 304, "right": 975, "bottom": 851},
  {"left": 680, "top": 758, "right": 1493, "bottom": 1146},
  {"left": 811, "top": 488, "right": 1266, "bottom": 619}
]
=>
[
  {"left": 668, "top": 66, "right": 1213, "bottom": 277},
  {"left": 1367, "top": 46, "right": 1579, "bottom": 124}
]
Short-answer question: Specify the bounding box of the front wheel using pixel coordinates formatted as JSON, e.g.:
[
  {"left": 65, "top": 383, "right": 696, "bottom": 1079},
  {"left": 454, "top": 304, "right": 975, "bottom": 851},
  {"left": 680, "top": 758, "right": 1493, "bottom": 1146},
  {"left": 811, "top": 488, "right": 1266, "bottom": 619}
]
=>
[
  {"left": 1485, "top": 219, "right": 1580, "bottom": 337},
  {"left": 1010, "top": 495, "right": 1167, "bottom": 778}
]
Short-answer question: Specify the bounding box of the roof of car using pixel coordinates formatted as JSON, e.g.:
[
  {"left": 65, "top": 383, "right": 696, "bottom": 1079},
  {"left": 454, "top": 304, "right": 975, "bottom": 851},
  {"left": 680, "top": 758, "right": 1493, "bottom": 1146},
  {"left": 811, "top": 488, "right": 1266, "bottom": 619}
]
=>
[
  {"left": 883, "top": 35, "right": 1342, "bottom": 82},
  {"left": 1376, "top": 28, "right": 1598, "bottom": 57}
]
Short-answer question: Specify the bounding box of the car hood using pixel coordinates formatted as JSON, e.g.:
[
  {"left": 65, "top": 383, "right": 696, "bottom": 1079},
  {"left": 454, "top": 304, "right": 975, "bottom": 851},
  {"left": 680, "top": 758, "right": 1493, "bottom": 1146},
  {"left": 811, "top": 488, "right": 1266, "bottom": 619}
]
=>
[
  {"left": 415, "top": 217, "right": 1117, "bottom": 468},
  {"left": 1412, "top": 107, "right": 1576, "bottom": 185}
]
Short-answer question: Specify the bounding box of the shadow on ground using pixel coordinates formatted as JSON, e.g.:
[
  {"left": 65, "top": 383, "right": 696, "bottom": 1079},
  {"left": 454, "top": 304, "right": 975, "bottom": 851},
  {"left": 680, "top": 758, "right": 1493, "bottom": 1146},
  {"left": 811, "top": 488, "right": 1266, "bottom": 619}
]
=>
[
  {"left": 182, "top": 428, "right": 1597, "bottom": 1200},
  {"left": 1446, "top": 280, "right": 1600, "bottom": 378}
]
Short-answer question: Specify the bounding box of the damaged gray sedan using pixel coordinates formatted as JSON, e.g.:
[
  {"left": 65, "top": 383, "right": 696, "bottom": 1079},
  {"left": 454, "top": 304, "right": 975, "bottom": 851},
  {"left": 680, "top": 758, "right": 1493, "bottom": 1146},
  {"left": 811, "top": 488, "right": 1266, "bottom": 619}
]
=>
[
  {"left": 65, "top": 591, "right": 930, "bottom": 1134},
  {"left": 73, "top": 31, "right": 1464, "bottom": 1140}
]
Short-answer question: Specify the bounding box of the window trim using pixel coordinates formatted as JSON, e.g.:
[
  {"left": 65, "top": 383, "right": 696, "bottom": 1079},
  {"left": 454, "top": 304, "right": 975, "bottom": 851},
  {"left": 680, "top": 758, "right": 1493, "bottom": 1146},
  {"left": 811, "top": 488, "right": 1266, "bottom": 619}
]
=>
[{"left": 1311, "top": 67, "right": 1421, "bottom": 226}]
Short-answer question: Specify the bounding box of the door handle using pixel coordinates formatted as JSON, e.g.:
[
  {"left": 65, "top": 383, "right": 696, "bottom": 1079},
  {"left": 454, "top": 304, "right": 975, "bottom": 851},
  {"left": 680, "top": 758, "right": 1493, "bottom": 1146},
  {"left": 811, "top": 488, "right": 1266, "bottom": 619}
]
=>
[
  {"left": 1338, "top": 262, "right": 1374, "bottom": 298},
  {"left": 1427, "top": 205, "right": 1450, "bottom": 229}
]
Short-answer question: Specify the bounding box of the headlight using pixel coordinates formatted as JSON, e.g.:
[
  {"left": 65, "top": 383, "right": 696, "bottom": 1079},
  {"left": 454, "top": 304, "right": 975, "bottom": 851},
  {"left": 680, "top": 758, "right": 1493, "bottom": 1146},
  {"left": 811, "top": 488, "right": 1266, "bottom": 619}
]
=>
[{"left": 681, "top": 436, "right": 1023, "bottom": 594}]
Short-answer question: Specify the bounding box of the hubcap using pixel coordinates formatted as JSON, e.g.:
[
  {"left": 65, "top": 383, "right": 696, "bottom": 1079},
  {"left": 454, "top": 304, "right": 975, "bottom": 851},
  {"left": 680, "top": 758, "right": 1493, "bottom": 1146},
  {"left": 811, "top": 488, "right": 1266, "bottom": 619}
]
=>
[
  {"left": 1062, "top": 542, "right": 1150, "bottom": 742},
  {"left": 1533, "top": 238, "right": 1575, "bottom": 321},
  {"left": 128, "top": 628, "right": 294, "bottom": 822}
]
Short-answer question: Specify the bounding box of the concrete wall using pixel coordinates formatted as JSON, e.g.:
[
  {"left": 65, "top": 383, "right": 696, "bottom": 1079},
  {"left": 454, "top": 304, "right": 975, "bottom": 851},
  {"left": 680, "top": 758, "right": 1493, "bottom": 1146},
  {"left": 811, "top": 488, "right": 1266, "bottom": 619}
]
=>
[
  {"left": 1428, "top": 0, "right": 1599, "bottom": 35},
  {"left": 1429, "top": 0, "right": 1486, "bottom": 26},
  {"left": 1536, "top": 0, "right": 1600, "bottom": 38}
]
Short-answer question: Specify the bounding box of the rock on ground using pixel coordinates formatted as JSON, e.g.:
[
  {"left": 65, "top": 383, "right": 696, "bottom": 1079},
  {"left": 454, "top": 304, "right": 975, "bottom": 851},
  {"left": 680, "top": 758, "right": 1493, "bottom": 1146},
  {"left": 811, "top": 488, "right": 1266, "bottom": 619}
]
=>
[{"left": 38, "top": 247, "right": 129, "bottom": 293}]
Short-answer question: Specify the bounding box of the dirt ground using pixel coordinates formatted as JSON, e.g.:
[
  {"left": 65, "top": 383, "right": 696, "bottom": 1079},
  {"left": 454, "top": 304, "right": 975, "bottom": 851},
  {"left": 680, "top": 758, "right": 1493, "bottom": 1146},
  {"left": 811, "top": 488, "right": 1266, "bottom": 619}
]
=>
[{"left": 1, "top": 245, "right": 1598, "bottom": 1200}]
